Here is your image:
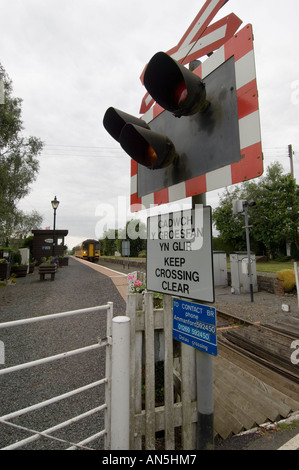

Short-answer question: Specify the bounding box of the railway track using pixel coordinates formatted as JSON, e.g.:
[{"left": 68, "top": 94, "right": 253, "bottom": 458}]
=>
[{"left": 216, "top": 310, "right": 299, "bottom": 385}]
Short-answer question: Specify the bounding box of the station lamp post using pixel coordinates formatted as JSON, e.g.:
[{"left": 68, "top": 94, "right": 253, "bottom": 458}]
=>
[{"left": 51, "top": 196, "right": 60, "bottom": 256}]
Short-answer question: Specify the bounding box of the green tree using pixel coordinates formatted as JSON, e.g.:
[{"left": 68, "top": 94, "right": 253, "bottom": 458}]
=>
[
  {"left": 0, "top": 63, "right": 44, "bottom": 243},
  {"left": 119, "top": 219, "right": 146, "bottom": 257},
  {"left": 99, "top": 229, "right": 119, "bottom": 256},
  {"left": 213, "top": 162, "right": 299, "bottom": 259},
  {"left": 14, "top": 210, "right": 43, "bottom": 240},
  {"left": 213, "top": 186, "right": 246, "bottom": 252},
  {"left": 248, "top": 163, "right": 299, "bottom": 258},
  {"left": 99, "top": 219, "right": 147, "bottom": 257}
]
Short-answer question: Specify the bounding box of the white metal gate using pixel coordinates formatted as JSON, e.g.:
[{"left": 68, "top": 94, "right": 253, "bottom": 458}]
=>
[{"left": 0, "top": 302, "right": 130, "bottom": 450}]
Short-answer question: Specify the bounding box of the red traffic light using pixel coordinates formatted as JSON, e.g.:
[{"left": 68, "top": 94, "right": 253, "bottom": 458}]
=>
[
  {"left": 144, "top": 52, "right": 209, "bottom": 117},
  {"left": 119, "top": 123, "right": 178, "bottom": 170},
  {"left": 103, "top": 107, "right": 178, "bottom": 170},
  {"left": 173, "top": 81, "right": 188, "bottom": 109}
]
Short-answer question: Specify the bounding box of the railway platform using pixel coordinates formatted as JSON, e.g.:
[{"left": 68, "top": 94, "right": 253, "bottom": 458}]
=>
[
  {"left": 0, "top": 256, "right": 126, "bottom": 317},
  {"left": 73, "top": 256, "right": 128, "bottom": 301}
]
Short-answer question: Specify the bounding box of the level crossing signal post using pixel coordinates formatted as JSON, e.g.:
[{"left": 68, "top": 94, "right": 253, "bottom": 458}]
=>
[
  {"left": 103, "top": 0, "right": 262, "bottom": 451},
  {"left": 192, "top": 193, "right": 214, "bottom": 451},
  {"left": 103, "top": 52, "right": 216, "bottom": 450}
]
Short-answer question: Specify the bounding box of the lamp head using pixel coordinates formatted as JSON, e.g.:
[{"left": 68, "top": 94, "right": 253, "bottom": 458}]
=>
[{"left": 51, "top": 196, "right": 60, "bottom": 210}]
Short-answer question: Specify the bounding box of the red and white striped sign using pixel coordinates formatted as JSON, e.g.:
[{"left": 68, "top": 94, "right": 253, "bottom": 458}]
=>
[
  {"left": 139, "top": 0, "right": 242, "bottom": 114},
  {"left": 131, "top": 24, "right": 263, "bottom": 211}
]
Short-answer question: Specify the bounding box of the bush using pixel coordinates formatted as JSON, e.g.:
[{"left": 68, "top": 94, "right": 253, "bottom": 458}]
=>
[
  {"left": 11, "top": 251, "right": 22, "bottom": 265},
  {"left": 276, "top": 270, "right": 296, "bottom": 293}
]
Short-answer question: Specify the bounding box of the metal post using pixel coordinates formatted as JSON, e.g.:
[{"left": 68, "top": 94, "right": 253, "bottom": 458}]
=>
[
  {"left": 52, "top": 207, "right": 57, "bottom": 256},
  {"left": 192, "top": 194, "right": 214, "bottom": 450},
  {"left": 104, "top": 302, "right": 113, "bottom": 450},
  {"left": 110, "top": 316, "right": 130, "bottom": 450},
  {"left": 289, "top": 144, "right": 294, "bottom": 178},
  {"left": 244, "top": 204, "right": 254, "bottom": 302},
  {"left": 51, "top": 196, "right": 59, "bottom": 257},
  {"left": 196, "top": 351, "right": 214, "bottom": 450}
]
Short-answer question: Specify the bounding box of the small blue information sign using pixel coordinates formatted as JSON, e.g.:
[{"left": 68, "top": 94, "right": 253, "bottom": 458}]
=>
[{"left": 173, "top": 298, "right": 217, "bottom": 356}]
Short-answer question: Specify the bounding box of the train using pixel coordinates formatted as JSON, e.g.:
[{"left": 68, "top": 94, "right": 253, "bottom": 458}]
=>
[{"left": 74, "top": 239, "right": 100, "bottom": 262}]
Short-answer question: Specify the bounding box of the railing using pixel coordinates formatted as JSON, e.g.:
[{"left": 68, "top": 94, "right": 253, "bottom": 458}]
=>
[{"left": 0, "top": 303, "right": 117, "bottom": 450}]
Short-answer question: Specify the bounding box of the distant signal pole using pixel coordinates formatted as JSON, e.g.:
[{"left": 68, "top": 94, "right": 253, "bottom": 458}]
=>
[{"left": 288, "top": 144, "right": 294, "bottom": 178}]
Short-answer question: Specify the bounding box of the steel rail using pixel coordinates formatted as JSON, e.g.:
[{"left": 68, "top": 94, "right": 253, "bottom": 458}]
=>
[{"left": 216, "top": 309, "right": 299, "bottom": 384}]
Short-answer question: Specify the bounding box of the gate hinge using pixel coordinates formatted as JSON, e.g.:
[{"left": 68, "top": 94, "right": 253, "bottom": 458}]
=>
[{"left": 98, "top": 336, "right": 112, "bottom": 347}]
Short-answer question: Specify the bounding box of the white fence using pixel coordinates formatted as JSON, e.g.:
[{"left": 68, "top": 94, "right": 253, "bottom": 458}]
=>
[{"left": 0, "top": 302, "right": 130, "bottom": 451}]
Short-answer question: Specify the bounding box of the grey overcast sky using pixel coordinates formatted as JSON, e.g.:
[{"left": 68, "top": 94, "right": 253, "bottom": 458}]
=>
[{"left": 1, "top": 0, "right": 298, "bottom": 249}]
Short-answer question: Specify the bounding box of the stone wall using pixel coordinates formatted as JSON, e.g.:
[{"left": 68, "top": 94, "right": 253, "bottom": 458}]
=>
[{"left": 227, "top": 271, "right": 284, "bottom": 295}]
